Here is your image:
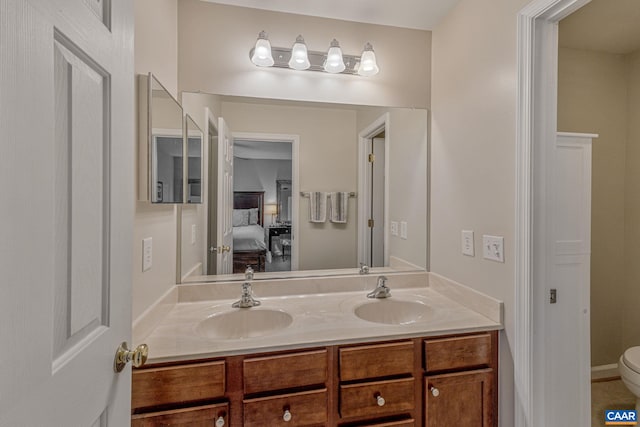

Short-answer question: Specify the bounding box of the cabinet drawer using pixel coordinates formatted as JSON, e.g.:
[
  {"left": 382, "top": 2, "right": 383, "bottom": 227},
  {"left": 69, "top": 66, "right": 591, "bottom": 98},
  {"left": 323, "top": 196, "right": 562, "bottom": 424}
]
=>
[
  {"left": 359, "top": 419, "right": 415, "bottom": 427},
  {"left": 132, "top": 361, "right": 225, "bottom": 410},
  {"left": 339, "top": 341, "right": 414, "bottom": 381},
  {"left": 243, "top": 349, "right": 327, "bottom": 394},
  {"left": 424, "top": 334, "right": 492, "bottom": 373},
  {"left": 340, "top": 377, "right": 415, "bottom": 419},
  {"left": 243, "top": 388, "right": 328, "bottom": 426},
  {"left": 131, "top": 402, "right": 228, "bottom": 427}
]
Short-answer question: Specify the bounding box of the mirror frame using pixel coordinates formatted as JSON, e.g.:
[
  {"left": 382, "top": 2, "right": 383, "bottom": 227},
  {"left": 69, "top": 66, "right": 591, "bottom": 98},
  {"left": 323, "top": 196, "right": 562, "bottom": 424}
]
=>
[{"left": 185, "top": 114, "right": 203, "bottom": 204}]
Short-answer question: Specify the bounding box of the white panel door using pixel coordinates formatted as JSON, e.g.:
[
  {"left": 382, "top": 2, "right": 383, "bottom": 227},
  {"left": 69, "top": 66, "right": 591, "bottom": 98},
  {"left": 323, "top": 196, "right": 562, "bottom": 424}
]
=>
[
  {"left": 544, "top": 132, "right": 595, "bottom": 427},
  {"left": 0, "top": 0, "right": 134, "bottom": 425},
  {"left": 217, "top": 117, "right": 234, "bottom": 274}
]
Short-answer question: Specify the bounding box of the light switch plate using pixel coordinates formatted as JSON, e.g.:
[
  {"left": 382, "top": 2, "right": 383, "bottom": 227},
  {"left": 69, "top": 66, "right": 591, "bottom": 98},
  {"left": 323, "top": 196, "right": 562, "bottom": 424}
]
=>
[
  {"left": 461, "top": 230, "right": 474, "bottom": 256},
  {"left": 142, "top": 237, "right": 153, "bottom": 272},
  {"left": 191, "top": 224, "right": 197, "bottom": 245},
  {"left": 400, "top": 221, "right": 408, "bottom": 239},
  {"left": 390, "top": 221, "right": 399, "bottom": 236},
  {"left": 482, "top": 235, "right": 504, "bottom": 263}
]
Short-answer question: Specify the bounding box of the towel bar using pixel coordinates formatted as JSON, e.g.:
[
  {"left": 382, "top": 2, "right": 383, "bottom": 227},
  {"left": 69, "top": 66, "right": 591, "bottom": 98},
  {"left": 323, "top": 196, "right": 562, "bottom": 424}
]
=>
[{"left": 300, "top": 192, "right": 357, "bottom": 198}]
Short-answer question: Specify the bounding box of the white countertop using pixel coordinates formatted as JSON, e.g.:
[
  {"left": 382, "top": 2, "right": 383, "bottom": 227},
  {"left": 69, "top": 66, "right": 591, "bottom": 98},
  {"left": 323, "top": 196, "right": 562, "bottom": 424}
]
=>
[{"left": 137, "top": 273, "right": 503, "bottom": 364}]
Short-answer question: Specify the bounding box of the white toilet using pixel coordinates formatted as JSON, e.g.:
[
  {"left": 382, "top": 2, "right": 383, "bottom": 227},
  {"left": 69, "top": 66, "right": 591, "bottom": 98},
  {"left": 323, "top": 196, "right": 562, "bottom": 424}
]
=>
[{"left": 619, "top": 346, "right": 640, "bottom": 412}]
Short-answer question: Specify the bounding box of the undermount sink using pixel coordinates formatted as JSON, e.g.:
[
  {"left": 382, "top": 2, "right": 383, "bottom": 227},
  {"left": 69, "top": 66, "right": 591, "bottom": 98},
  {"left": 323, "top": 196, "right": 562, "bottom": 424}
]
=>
[
  {"left": 196, "top": 308, "right": 293, "bottom": 340},
  {"left": 354, "top": 299, "right": 433, "bottom": 325}
]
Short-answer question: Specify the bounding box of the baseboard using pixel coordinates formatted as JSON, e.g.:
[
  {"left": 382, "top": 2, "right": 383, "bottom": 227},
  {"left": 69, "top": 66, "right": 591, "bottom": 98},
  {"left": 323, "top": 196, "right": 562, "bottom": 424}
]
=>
[{"left": 591, "top": 363, "right": 619, "bottom": 381}]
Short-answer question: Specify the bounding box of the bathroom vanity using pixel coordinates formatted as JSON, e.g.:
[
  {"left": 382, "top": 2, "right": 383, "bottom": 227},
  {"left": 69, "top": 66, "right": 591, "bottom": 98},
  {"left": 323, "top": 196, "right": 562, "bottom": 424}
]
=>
[{"left": 131, "top": 272, "right": 502, "bottom": 426}]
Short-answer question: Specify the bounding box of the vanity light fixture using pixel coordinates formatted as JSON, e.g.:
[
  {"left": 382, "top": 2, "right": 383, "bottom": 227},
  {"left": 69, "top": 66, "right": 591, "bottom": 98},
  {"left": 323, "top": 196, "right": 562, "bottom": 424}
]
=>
[
  {"left": 357, "top": 43, "right": 379, "bottom": 77},
  {"left": 288, "top": 35, "right": 310, "bottom": 70},
  {"left": 248, "top": 32, "right": 379, "bottom": 76},
  {"left": 250, "top": 30, "right": 274, "bottom": 67},
  {"left": 323, "top": 39, "right": 346, "bottom": 73}
]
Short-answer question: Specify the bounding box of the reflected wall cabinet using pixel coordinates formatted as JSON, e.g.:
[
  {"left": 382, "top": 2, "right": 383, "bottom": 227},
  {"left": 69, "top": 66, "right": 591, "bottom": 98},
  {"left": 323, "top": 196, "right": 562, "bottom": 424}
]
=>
[{"left": 138, "top": 73, "right": 185, "bottom": 204}]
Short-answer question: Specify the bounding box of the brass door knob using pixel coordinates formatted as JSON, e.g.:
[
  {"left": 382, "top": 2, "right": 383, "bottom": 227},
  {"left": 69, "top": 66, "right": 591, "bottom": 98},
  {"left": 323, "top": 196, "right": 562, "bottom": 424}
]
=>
[{"left": 113, "top": 342, "right": 148, "bottom": 373}]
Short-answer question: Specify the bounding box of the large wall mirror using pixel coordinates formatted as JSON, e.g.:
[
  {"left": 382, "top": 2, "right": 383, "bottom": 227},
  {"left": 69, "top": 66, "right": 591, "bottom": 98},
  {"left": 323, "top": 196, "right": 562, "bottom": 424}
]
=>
[{"left": 178, "top": 94, "right": 428, "bottom": 282}]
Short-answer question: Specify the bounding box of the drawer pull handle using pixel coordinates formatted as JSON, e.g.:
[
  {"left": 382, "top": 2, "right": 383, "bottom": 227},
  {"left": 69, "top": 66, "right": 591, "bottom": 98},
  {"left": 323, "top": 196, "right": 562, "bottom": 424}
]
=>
[
  {"left": 375, "top": 394, "right": 386, "bottom": 407},
  {"left": 430, "top": 386, "right": 440, "bottom": 397},
  {"left": 215, "top": 416, "right": 225, "bottom": 427},
  {"left": 283, "top": 409, "right": 292, "bottom": 422}
]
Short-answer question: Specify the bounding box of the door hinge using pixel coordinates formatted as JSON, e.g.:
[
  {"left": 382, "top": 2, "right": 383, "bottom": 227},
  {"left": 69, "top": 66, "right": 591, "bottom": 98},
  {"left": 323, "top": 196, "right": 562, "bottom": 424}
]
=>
[
  {"left": 550, "top": 288, "right": 557, "bottom": 304},
  {"left": 368, "top": 153, "right": 375, "bottom": 163},
  {"left": 368, "top": 219, "right": 374, "bottom": 228}
]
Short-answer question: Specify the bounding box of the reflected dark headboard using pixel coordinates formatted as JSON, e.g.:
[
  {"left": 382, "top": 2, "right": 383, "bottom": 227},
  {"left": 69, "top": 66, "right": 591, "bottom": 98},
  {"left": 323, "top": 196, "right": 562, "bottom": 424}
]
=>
[{"left": 233, "top": 191, "right": 264, "bottom": 226}]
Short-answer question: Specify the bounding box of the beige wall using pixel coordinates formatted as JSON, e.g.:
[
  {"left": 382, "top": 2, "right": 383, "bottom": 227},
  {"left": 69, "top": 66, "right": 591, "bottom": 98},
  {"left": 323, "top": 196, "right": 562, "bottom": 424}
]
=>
[
  {"left": 624, "top": 50, "right": 640, "bottom": 353},
  {"left": 135, "top": 0, "right": 178, "bottom": 98},
  {"left": 387, "top": 109, "right": 429, "bottom": 268},
  {"left": 430, "top": 0, "right": 531, "bottom": 425},
  {"left": 557, "top": 47, "right": 629, "bottom": 366},
  {"left": 220, "top": 101, "right": 359, "bottom": 270},
  {"left": 177, "top": 0, "right": 431, "bottom": 108},
  {"left": 133, "top": 0, "right": 178, "bottom": 319}
]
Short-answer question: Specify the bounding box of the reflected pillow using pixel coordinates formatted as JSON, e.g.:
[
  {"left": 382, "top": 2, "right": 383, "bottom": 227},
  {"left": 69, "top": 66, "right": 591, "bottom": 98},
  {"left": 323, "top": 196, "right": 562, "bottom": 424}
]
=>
[
  {"left": 248, "top": 208, "right": 259, "bottom": 225},
  {"left": 233, "top": 209, "right": 249, "bottom": 227}
]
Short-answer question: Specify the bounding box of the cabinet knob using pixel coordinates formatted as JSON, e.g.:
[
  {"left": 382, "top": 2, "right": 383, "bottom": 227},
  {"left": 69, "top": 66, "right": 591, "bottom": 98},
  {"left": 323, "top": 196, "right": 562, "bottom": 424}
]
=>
[
  {"left": 430, "top": 386, "right": 440, "bottom": 397},
  {"left": 283, "top": 409, "right": 292, "bottom": 422},
  {"left": 375, "top": 394, "right": 386, "bottom": 407},
  {"left": 215, "top": 416, "right": 225, "bottom": 427}
]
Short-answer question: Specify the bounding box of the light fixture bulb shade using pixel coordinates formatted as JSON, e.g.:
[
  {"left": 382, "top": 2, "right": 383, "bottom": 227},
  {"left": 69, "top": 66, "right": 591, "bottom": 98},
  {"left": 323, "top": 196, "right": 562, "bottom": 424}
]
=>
[
  {"left": 251, "top": 31, "right": 274, "bottom": 67},
  {"left": 324, "top": 39, "right": 345, "bottom": 73},
  {"left": 357, "top": 43, "right": 379, "bottom": 76},
  {"left": 288, "top": 35, "right": 310, "bottom": 70}
]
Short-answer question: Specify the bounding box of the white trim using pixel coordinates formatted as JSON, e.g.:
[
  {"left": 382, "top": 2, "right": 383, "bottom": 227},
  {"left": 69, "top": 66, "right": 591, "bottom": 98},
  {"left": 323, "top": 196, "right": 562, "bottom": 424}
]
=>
[
  {"left": 557, "top": 132, "right": 599, "bottom": 139},
  {"left": 231, "top": 132, "right": 300, "bottom": 271},
  {"left": 516, "top": 1, "right": 591, "bottom": 426},
  {"left": 204, "top": 108, "right": 218, "bottom": 275},
  {"left": 591, "top": 364, "right": 620, "bottom": 381},
  {"left": 357, "top": 113, "right": 390, "bottom": 267}
]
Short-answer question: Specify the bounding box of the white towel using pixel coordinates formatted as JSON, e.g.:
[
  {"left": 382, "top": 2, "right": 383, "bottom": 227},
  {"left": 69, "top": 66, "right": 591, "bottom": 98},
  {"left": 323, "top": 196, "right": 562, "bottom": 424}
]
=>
[
  {"left": 309, "top": 192, "right": 327, "bottom": 223},
  {"left": 329, "top": 192, "right": 349, "bottom": 223}
]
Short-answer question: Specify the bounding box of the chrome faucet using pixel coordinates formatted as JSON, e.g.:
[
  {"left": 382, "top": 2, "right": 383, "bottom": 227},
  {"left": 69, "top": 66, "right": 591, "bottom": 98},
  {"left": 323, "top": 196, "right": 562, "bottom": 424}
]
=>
[
  {"left": 359, "top": 263, "right": 370, "bottom": 275},
  {"left": 232, "top": 266, "right": 261, "bottom": 308},
  {"left": 232, "top": 282, "right": 261, "bottom": 308},
  {"left": 367, "top": 275, "right": 391, "bottom": 299}
]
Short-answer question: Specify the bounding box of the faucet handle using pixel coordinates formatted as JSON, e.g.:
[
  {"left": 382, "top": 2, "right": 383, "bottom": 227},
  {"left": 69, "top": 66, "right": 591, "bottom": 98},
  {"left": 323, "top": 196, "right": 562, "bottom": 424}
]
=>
[
  {"left": 245, "top": 265, "right": 254, "bottom": 280},
  {"left": 377, "top": 275, "right": 388, "bottom": 286},
  {"left": 359, "top": 263, "right": 370, "bottom": 274}
]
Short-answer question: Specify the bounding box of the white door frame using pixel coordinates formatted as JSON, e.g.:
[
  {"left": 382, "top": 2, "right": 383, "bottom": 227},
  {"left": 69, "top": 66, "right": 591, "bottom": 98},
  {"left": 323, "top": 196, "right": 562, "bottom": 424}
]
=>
[
  {"left": 232, "top": 132, "right": 300, "bottom": 271},
  {"left": 515, "top": 0, "right": 592, "bottom": 425},
  {"left": 204, "top": 107, "right": 219, "bottom": 275},
  {"left": 357, "top": 113, "right": 390, "bottom": 267}
]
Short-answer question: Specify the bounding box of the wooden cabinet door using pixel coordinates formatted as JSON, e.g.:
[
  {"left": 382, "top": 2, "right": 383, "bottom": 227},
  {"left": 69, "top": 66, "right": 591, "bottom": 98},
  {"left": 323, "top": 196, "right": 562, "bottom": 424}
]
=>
[{"left": 424, "top": 369, "right": 495, "bottom": 427}]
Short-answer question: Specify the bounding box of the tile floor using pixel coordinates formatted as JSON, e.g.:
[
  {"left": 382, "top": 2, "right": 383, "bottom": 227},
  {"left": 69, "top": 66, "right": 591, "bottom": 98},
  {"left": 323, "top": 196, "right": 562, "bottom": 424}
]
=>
[{"left": 591, "top": 379, "right": 636, "bottom": 427}]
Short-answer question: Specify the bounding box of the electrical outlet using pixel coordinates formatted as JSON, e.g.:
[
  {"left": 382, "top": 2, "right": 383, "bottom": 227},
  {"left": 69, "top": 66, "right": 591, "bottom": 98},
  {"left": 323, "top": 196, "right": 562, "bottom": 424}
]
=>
[
  {"left": 191, "top": 224, "right": 197, "bottom": 245},
  {"left": 482, "top": 235, "right": 504, "bottom": 263},
  {"left": 390, "top": 221, "right": 399, "bottom": 236},
  {"left": 142, "top": 237, "right": 153, "bottom": 272},
  {"left": 400, "top": 221, "right": 408, "bottom": 239},
  {"left": 461, "top": 230, "right": 474, "bottom": 256}
]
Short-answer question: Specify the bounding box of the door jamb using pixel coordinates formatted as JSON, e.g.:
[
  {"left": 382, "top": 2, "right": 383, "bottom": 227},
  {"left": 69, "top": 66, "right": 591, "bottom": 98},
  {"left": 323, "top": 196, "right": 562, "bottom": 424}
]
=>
[
  {"left": 515, "top": 0, "right": 591, "bottom": 425},
  {"left": 357, "top": 113, "right": 390, "bottom": 267}
]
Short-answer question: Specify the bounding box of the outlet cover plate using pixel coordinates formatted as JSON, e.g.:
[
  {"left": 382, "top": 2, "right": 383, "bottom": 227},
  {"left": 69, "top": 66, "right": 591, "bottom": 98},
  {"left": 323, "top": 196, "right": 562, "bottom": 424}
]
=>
[
  {"left": 142, "top": 237, "right": 153, "bottom": 272},
  {"left": 390, "top": 221, "right": 398, "bottom": 236},
  {"left": 461, "top": 230, "right": 475, "bottom": 256},
  {"left": 482, "top": 235, "right": 504, "bottom": 263},
  {"left": 400, "top": 221, "right": 408, "bottom": 239}
]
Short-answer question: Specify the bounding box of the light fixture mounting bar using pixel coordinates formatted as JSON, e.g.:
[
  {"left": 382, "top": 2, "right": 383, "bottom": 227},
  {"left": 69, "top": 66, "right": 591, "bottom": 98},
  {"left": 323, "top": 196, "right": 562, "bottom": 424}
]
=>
[{"left": 250, "top": 46, "right": 361, "bottom": 75}]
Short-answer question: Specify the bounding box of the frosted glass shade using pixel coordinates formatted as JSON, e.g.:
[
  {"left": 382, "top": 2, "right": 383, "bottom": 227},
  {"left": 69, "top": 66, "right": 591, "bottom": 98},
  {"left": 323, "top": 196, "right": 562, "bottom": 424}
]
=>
[
  {"left": 357, "top": 43, "right": 379, "bottom": 76},
  {"left": 288, "top": 35, "right": 310, "bottom": 70},
  {"left": 323, "top": 39, "right": 345, "bottom": 73},
  {"left": 251, "top": 31, "right": 274, "bottom": 67}
]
